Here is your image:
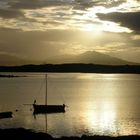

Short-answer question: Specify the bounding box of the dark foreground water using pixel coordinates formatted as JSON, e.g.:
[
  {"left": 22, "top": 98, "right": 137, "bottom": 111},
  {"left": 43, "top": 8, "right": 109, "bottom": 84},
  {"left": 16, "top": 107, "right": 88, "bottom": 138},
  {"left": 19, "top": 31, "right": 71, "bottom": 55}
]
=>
[{"left": 0, "top": 73, "right": 140, "bottom": 137}]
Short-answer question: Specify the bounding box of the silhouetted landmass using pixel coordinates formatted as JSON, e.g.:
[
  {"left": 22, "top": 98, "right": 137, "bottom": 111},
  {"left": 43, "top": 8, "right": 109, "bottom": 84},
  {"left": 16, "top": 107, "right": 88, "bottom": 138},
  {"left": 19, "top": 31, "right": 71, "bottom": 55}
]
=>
[
  {"left": 0, "top": 74, "right": 26, "bottom": 78},
  {"left": 0, "top": 128, "right": 139, "bottom": 140},
  {"left": 0, "top": 63, "right": 140, "bottom": 74}
]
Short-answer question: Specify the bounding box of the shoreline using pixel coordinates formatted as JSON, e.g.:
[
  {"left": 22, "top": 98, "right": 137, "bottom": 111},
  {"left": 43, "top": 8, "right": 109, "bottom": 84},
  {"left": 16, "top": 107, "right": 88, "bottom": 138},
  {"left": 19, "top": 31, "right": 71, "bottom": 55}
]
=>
[
  {"left": 0, "top": 74, "right": 26, "bottom": 78},
  {"left": 0, "top": 64, "right": 140, "bottom": 74},
  {"left": 0, "top": 128, "right": 139, "bottom": 140}
]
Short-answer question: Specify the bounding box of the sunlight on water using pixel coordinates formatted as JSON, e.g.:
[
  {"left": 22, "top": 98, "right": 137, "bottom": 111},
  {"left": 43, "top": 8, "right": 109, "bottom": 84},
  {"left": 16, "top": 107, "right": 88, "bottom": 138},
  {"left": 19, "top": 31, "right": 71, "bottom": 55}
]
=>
[
  {"left": 86, "top": 106, "right": 116, "bottom": 135},
  {"left": 0, "top": 73, "right": 140, "bottom": 137},
  {"left": 83, "top": 101, "right": 117, "bottom": 136},
  {"left": 69, "top": 73, "right": 140, "bottom": 136}
]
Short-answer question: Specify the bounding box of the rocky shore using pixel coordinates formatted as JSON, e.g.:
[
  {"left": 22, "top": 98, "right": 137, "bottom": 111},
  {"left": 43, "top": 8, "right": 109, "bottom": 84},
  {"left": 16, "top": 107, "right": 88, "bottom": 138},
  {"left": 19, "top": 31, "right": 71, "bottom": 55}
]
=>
[{"left": 0, "top": 128, "right": 139, "bottom": 140}]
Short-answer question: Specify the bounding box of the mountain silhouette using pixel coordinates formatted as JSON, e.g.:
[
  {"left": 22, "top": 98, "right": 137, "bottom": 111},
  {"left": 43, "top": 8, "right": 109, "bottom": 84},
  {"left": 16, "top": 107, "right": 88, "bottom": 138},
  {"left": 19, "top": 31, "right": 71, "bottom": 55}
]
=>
[
  {"left": 0, "top": 51, "right": 138, "bottom": 66},
  {"left": 0, "top": 54, "right": 34, "bottom": 66},
  {"left": 47, "top": 51, "right": 138, "bottom": 65}
]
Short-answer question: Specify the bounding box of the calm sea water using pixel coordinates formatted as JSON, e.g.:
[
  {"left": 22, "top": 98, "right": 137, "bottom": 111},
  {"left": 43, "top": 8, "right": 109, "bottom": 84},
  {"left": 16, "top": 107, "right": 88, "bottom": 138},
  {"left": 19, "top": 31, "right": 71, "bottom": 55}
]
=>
[{"left": 0, "top": 73, "right": 140, "bottom": 137}]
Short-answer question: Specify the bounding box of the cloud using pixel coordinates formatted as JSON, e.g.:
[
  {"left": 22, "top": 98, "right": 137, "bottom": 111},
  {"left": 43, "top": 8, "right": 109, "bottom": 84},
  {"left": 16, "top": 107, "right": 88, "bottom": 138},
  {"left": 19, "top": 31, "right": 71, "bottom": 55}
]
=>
[
  {"left": 73, "top": 0, "right": 127, "bottom": 10},
  {"left": 0, "top": 1, "right": 24, "bottom": 19},
  {"left": 0, "top": 8, "right": 24, "bottom": 19},
  {"left": 103, "top": 0, "right": 126, "bottom": 8},
  {"left": 10, "top": 0, "right": 73, "bottom": 9},
  {"left": 73, "top": 0, "right": 98, "bottom": 10},
  {"left": 0, "top": 0, "right": 74, "bottom": 19},
  {"left": 0, "top": 0, "right": 139, "bottom": 64},
  {"left": 0, "top": 28, "right": 85, "bottom": 60},
  {"left": 91, "top": 0, "right": 127, "bottom": 8},
  {"left": 9, "top": 0, "right": 100, "bottom": 10},
  {"left": 0, "top": 0, "right": 133, "bottom": 31},
  {"left": 0, "top": 0, "right": 127, "bottom": 10},
  {"left": 97, "top": 12, "right": 140, "bottom": 33}
]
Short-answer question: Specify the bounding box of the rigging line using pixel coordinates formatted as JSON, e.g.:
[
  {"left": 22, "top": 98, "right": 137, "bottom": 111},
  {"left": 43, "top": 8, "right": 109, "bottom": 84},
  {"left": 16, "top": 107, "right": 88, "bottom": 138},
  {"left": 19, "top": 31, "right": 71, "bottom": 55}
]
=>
[
  {"left": 35, "top": 75, "right": 46, "bottom": 102},
  {"left": 52, "top": 83, "right": 66, "bottom": 104},
  {"left": 60, "top": 90, "right": 65, "bottom": 104},
  {"left": 48, "top": 73, "right": 66, "bottom": 104}
]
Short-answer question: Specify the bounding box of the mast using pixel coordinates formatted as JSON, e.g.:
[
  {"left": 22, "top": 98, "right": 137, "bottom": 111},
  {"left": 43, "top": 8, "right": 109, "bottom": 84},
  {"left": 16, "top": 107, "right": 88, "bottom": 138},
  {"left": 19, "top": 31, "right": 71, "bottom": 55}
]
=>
[
  {"left": 45, "top": 74, "right": 47, "bottom": 133},
  {"left": 45, "top": 74, "right": 47, "bottom": 105},
  {"left": 45, "top": 74, "right": 48, "bottom": 133}
]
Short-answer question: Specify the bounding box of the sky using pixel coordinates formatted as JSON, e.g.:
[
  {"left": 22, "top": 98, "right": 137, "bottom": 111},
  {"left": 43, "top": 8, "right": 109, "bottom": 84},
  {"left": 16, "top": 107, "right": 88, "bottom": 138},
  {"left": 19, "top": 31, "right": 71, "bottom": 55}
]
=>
[{"left": 0, "top": 0, "right": 140, "bottom": 65}]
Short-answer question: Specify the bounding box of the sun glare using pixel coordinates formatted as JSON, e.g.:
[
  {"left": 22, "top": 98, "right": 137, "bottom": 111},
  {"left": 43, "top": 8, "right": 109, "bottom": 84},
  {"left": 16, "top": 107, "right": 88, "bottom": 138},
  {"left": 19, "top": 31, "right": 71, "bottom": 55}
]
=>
[
  {"left": 76, "top": 5, "right": 132, "bottom": 33},
  {"left": 102, "top": 21, "right": 132, "bottom": 33},
  {"left": 81, "top": 24, "right": 98, "bottom": 32}
]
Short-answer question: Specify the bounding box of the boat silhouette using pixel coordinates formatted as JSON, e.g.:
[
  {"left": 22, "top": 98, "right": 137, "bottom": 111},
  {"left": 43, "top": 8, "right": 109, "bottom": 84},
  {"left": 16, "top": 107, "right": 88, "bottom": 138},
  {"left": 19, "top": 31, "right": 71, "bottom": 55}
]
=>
[
  {"left": 33, "top": 74, "right": 65, "bottom": 114},
  {"left": 0, "top": 111, "right": 12, "bottom": 119}
]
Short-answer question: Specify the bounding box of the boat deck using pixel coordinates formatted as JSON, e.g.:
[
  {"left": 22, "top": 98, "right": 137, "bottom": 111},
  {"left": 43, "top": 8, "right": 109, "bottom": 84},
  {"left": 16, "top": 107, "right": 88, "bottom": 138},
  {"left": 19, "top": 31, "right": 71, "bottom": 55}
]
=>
[
  {"left": 33, "top": 104, "right": 65, "bottom": 114},
  {"left": 0, "top": 111, "right": 13, "bottom": 119}
]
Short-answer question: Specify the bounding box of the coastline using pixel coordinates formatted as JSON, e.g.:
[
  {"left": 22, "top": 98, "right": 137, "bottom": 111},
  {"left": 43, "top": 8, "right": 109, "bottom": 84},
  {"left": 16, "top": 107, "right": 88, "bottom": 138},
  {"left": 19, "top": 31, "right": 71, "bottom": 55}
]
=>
[
  {"left": 0, "top": 128, "right": 139, "bottom": 140},
  {"left": 0, "top": 64, "right": 140, "bottom": 74},
  {"left": 0, "top": 74, "right": 26, "bottom": 78}
]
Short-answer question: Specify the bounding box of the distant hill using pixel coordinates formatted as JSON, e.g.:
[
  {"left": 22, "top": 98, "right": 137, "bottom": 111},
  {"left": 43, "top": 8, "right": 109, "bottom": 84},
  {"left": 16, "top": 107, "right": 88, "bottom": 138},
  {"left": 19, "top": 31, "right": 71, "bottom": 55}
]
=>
[
  {"left": 47, "top": 51, "right": 139, "bottom": 65},
  {"left": 0, "top": 54, "right": 36, "bottom": 66},
  {"left": 0, "top": 51, "right": 139, "bottom": 66}
]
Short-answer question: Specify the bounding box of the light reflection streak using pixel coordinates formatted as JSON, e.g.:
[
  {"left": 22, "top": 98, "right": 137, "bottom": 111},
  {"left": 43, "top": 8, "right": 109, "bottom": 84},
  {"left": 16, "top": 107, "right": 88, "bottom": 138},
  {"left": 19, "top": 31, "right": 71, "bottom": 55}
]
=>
[
  {"left": 76, "top": 73, "right": 139, "bottom": 136},
  {"left": 77, "top": 74, "right": 119, "bottom": 135},
  {"left": 83, "top": 101, "right": 118, "bottom": 136}
]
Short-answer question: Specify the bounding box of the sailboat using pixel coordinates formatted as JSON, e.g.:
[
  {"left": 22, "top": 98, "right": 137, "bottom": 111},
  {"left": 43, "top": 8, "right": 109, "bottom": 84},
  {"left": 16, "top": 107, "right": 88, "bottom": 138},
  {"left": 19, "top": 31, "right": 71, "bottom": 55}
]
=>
[
  {"left": 33, "top": 74, "right": 65, "bottom": 114},
  {"left": 0, "top": 111, "right": 12, "bottom": 119}
]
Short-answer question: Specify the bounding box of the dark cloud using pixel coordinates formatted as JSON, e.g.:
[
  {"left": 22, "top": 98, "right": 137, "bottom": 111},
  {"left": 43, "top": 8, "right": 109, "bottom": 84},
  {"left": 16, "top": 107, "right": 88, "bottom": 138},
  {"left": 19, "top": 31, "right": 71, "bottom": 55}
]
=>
[
  {"left": 10, "top": 0, "right": 72, "bottom": 9},
  {"left": 97, "top": 12, "right": 140, "bottom": 33},
  {"left": 102, "top": 0, "right": 126, "bottom": 8},
  {"left": 73, "top": 0, "right": 98, "bottom": 10},
  {"left": 1, "top": 0, "right": 127, "bottom": 11},
  {"left": 73, "top": 0, "right": 126, "bottom": 10},
  {"left": 0, "top": 0, "right": 127, "bottom": 19},
  {"left": 0, "top": 0, "right": 73, "bottom": 19},
  {"left": 0, "top": 8, "right": 24, "bottom": 19},
  {"left": 10, "top": 0, "right": 99, "bottom": 10},
  {"left": 0, "top": 0, "right": 71, "bottom": 10}
]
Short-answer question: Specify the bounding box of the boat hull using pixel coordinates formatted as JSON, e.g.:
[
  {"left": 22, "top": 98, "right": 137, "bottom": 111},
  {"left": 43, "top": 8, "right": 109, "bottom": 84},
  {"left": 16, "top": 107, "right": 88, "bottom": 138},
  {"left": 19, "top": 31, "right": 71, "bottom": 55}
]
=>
[
  {"left": 33, "top": 104, "right": 65, "bottom": 114},
  {"left": 0, "top": 112, "right": 12, "bottom": 119}
]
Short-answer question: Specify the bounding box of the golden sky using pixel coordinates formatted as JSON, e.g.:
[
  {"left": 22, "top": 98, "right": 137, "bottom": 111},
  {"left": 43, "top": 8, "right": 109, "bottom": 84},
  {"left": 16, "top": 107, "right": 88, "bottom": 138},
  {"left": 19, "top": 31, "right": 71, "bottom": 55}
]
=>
[{"left": 0, "top": 0, "right": 140, "bottom": 65}]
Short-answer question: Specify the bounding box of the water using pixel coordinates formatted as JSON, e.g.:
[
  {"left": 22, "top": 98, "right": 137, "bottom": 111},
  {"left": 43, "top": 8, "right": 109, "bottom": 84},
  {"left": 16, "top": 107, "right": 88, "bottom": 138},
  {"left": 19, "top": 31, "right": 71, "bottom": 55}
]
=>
[{"left": 0, "top": 73, "right": 140, "bottom": 137}]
